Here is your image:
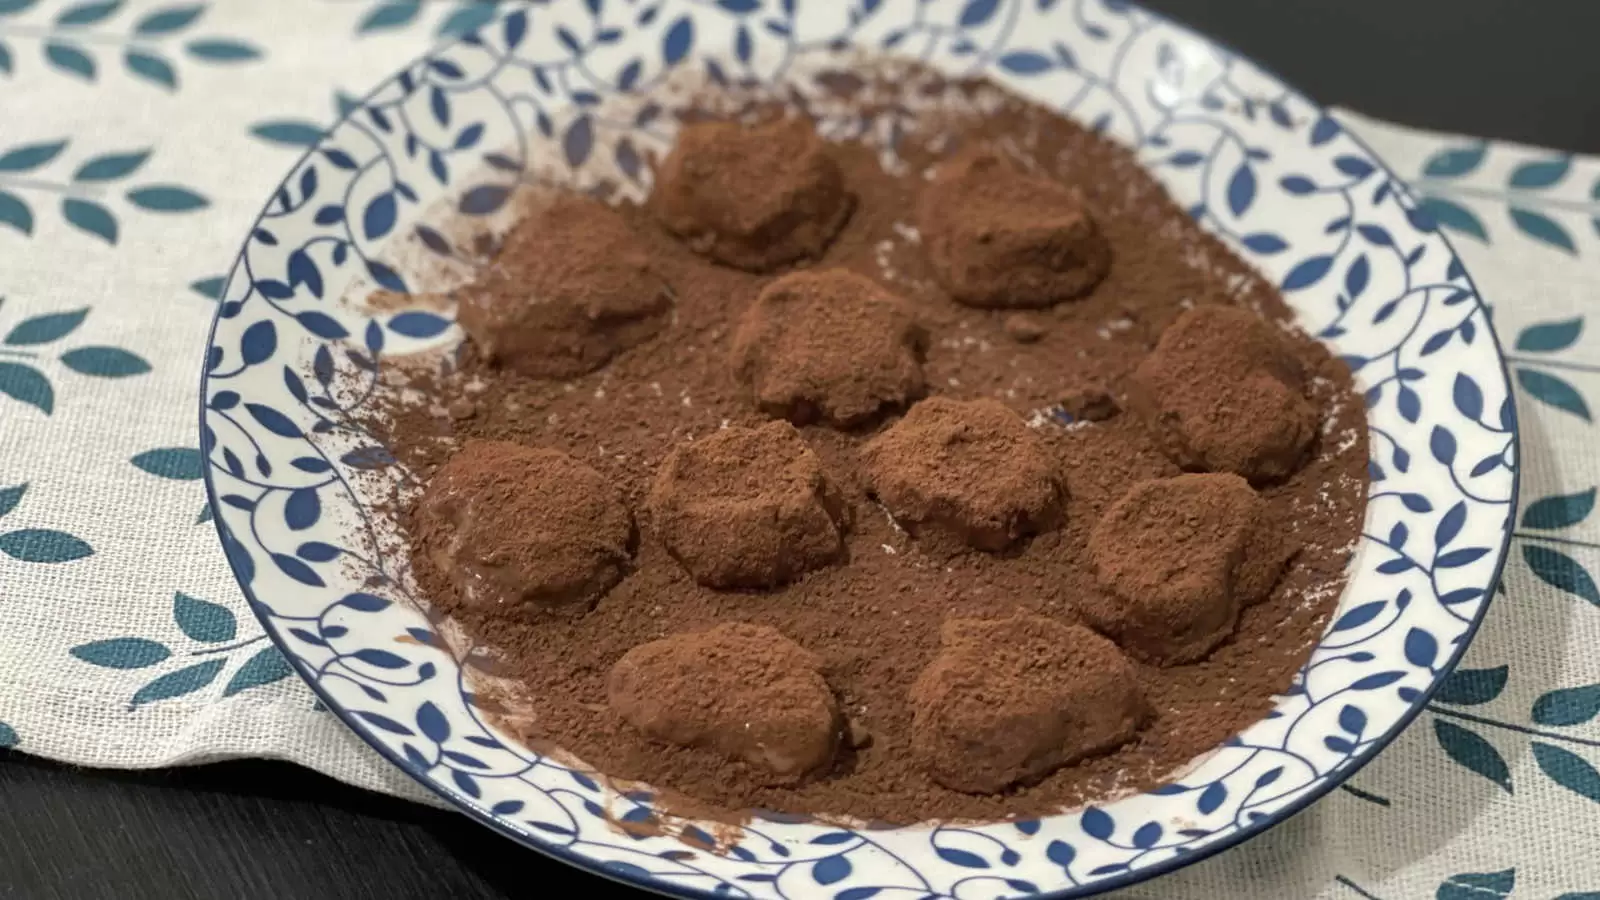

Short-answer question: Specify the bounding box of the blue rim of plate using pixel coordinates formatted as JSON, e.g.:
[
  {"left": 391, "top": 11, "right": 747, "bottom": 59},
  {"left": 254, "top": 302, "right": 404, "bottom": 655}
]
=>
[{"left": 197, "top": 2, "right": 1520, "bottom": 897}]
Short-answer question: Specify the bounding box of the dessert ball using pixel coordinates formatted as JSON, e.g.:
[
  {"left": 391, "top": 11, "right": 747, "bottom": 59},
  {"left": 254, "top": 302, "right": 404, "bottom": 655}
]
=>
[
  {"left": 862, "top": 397, "right": 1063, "bottom": 553},
  {"left": 456, "top": 194, "right": 672, "bottom": 379},
  {"left": 910, "top": 615, "right": 1149, "bottom": 793},
  {"left": 650, "top": 117, "right": 854, "bottom": 272},
  {"left": 1129, "top": 305, "right": 1317, "bottom": 483},
  {"left": 607, "top": 622, "right": 841, "bottom": 779},
  {"left": 1085, "top": 473, "right": 1292, "bottom": 665},
  {"left": 648, "top": 421, "right": 850, "bottom": 589},
  {"left": 413, "top": 440, "right": 634, "bottom": 617},
  {"left": 730, "top": 268, "right": 926, "bottom": 428},
  {"left": 918, "top": 147, "right": 1112, "bottom": 309}
]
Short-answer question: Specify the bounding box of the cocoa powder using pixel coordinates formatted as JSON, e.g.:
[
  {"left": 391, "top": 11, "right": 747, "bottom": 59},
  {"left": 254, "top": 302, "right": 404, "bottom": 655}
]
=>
[{"left": 370, "top": 72, "right": 1369, "bottom": 824}]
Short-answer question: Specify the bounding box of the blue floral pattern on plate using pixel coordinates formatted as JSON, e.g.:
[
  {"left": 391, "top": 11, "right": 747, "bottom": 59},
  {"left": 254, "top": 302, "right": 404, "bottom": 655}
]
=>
[{"left": 198, "top": 1, "right": 1518, "bottom": 897}]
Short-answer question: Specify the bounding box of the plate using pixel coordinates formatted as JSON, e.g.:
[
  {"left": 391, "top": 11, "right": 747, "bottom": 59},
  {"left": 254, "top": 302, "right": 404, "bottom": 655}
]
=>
[{"left": 198, "top": 1, "right": 1518, "bottom": 897}]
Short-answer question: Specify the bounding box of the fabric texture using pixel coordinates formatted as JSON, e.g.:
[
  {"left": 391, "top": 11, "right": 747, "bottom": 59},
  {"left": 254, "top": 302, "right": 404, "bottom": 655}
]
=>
[{"left": 0, "top": 2, "right": 1596, "bottom": 896}]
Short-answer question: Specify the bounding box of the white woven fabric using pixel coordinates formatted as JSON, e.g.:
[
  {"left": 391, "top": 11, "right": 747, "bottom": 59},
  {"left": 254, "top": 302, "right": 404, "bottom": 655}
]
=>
[{"left": 1, "top": 3, "right": 1597, "bottom": 896}]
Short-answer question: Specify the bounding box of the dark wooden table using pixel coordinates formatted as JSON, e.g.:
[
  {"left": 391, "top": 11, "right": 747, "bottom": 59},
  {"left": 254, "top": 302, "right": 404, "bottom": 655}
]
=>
[{"left": 6, "top": 2, "right": 1598, "bottom": 898}]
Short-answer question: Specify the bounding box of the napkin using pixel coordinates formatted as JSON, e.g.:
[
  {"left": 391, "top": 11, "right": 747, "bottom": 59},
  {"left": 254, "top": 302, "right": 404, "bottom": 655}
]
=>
[{"left": 1, "top": 1, "right": 1596, "bottom": 896}]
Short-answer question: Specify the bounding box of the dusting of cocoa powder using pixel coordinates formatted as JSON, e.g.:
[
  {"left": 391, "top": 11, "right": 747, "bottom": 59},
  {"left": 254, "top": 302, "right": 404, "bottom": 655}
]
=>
[{"left": 370, "top": 71, "right": 1368, "bottom": 825}]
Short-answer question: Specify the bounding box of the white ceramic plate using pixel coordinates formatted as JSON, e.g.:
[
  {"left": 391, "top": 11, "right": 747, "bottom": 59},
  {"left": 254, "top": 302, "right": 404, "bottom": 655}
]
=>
[{"left": 199, "top": 1, "right": 1518, "bottom": 896}]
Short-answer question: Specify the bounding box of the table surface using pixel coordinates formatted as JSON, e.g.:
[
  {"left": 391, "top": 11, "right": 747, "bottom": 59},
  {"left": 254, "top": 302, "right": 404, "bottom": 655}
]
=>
[{"left": 5, "top": 2, "right": 1598, "bottom": 898}]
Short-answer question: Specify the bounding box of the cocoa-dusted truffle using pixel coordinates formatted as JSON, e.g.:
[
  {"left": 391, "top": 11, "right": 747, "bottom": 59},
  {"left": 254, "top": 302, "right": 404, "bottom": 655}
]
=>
[
  {"left": 608, "top": 623, "right": 841, "bottom": 779},
  {"left": 1129, "top": 305, "right": 1317, "bottom": 483},
  {"left": 650, "top": 117, "right": 854, "bottom": 272},
  {"left": 730, "top": 268, "right": 926, "bottom": 428},
  {"left": 910, "top": 615, "right": 1149, "bottom": 793},
  {"left": 648, "top": 421, "right": 849, "bottom": 588},
  {"left": 918, "top": 147, "right": 1112, "bottom": 308},
  {"left": 1085, "top": 473, "right": 1293, "bottom": 665},
  {"left": 413, "top": 440, "right": 634, "bottom": 617},
  {"left": 455, "top": 194, "right": 671, "bottom": 379},
  {"left": 862, "top": 397, "right": 1063, "bottom": 553}
]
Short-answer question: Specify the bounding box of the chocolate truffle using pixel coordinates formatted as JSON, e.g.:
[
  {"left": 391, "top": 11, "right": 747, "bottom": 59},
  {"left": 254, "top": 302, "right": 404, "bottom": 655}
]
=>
[
  {"left": 413, "top": 440, "right": 634, "bottom": 617},
  {"left": 730, "top": 268, "right": 926, "bottom": 428},
  {"left": 1085, "top": 473, "right": 1292, "bottom": 665},
  {"left": 455, "top": 194, "right": 672, "bottom": 379},
  {"left": 918, "top": 147, "right": 1112, "bottom": 308},
  {"left": 862, "top": 397, "right": 1063, "bottom": 553},
  {"left": 647, "top": 421, "right": 849, "bottom": 589},
  {"left": 1129, "top": 305, "right": 1317, "bottom": 483},
  {"left": 650, "top": 117, "right": 854, "bottom": 272},
  {"left": 910, "top": 615, "right": 1149, "bottom": 793},
  {"left": 608, "top": 623, "right": 841, "bottom": 779}
]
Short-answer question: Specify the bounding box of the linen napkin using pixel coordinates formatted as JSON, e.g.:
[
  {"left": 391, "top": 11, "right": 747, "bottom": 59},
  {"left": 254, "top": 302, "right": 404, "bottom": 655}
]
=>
[{"left": 2, "top": 2, "right": 1597, "bottom": 896}]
